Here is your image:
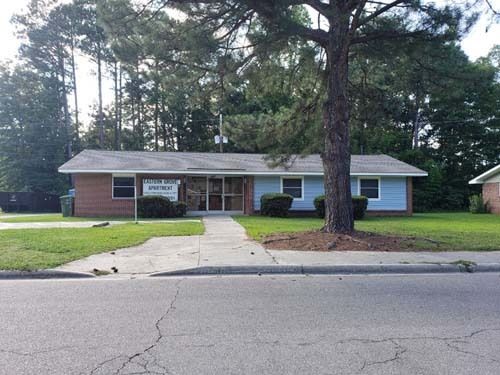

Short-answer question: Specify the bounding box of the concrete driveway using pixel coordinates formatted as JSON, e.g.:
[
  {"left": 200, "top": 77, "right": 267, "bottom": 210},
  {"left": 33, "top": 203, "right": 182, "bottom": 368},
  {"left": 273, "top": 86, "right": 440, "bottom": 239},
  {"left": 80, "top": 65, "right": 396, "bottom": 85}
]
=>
[{"left": 58, "top": 215, "right": 500, "bottom": 276}]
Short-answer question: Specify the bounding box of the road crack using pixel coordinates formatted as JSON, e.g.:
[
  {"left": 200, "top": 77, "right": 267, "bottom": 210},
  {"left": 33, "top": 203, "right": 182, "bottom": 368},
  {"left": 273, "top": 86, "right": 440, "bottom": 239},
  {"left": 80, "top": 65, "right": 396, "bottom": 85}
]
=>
[
  {"left": 339, "top": 327, "right": 500, "bottom": 372},
  {"left": 88, "top": 279, "right": 183, "bottom": 375}
]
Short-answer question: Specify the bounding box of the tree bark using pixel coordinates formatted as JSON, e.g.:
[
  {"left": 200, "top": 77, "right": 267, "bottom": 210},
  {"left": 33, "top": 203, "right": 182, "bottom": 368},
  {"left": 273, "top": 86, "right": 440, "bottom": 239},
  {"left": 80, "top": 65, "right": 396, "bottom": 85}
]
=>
[
  {"left": 154, "top": 61, "right": 160, "bottom": 152},
  {"left": 412, "top": 92, "right": 422, "bottom": 149},
  {"left": 161, "top": 98, "right": 168, "bottom": 150},
  {"left": 70, "top": 35, "right": 80, "bottom": 152},
  {"left": 97, "top": 43, "right": 104, "bottom": 148},
  {"left": 113, "top": 60, "right": 119, "bottom": 151},
  {"left": 118, "top": 67, "right": 122, "bottom": 150},
  {"left": 322, "top": 21, "right": 354, "bottom": 234},
  {"left": 59, "top": 51, "right": 72, "bottom": 161}
]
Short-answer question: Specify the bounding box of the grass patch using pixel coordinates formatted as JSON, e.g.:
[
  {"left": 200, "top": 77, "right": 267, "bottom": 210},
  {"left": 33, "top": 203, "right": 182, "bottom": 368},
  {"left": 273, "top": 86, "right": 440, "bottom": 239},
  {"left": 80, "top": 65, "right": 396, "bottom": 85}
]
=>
[
  {"left": 0, "top": 221, "right": 204, "bottom": 270},
  {"left": 449, "top": 260, "right": 477, "bottom": 267},
  {"left": 0, "top": 214, "right": 200, "bottom": 223},
  {"left": 233, "top": 212, "right": 500, "bottom": 251},
  {"left": 233, "top": 216, "right": 323, "bottom": 240}
]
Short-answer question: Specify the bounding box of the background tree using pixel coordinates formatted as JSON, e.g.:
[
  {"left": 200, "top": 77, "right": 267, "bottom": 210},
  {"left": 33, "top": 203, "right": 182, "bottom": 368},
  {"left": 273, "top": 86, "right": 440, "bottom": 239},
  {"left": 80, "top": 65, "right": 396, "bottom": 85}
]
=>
[{"left": 0, "top": 0, "right": 498, "bottom": 209}]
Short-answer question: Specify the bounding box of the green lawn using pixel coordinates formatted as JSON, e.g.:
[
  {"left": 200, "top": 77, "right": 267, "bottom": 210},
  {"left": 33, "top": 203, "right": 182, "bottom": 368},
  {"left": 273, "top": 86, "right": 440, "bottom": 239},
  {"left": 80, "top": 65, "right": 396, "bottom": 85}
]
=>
[
  {"left": 233, "top": 213, "right": 500, "bottom": 251},
  {"left": 0, "top": 221, "right": 204, "bottom": 270},
  {"left": 0, "top": 214, "right": 199, "bottom": 223}
]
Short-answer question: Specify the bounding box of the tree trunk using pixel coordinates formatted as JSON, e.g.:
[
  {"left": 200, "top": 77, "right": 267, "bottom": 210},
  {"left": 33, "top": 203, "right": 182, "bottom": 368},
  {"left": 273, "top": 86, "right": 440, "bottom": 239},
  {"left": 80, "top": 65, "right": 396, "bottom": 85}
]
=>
[
  {"left": 322, "top": 23, "right": 354, "bottom": 234},
  {"left": 131, "top": 96, "right": 136, "bottom": 148},
  {"left": 154, "top": 98, "right": 159, "bottom": 152},
  {"left": 118, "top": 67, "right": 122, "bottom": 150},
  {"left": 97, "top": 43, "right": 104, "bottom": 148},
  {"left": 161, "top": 98, "right": 168, "bottom": 150},
  {"left": 113, "top": 60, "right": 119, "bottom": 151},
  {"left": 412, "top": 92, "right": 422, "bottom": 149},
  {"left": 154, "top": 62, "right": 160, "bottom": 152},
  {"left": 59, "top": 52, "right": 72, "bottom": 161},
  {"left": 70, "top": 35, "right": 80, "bottom": 152}
]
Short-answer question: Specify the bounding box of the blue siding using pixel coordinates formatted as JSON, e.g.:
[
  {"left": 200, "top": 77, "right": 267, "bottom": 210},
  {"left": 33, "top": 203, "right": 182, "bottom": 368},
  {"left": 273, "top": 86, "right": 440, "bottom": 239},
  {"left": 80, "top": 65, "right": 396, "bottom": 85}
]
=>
[
  {"left": 253, "top": 175, "right": 407, "bottom": 211},
  {"left": 363, "top": 177, "right": 407, "bottom": 211},
  {"left": 253, "top": 176, "right": 281, "bottom": 211}
]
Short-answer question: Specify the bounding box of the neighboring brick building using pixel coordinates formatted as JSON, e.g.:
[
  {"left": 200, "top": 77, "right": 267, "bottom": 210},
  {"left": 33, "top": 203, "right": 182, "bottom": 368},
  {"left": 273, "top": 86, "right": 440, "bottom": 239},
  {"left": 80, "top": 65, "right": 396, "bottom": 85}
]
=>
[
  {"left": 470, "top": 164, "right": 500, "bottom": 214},
  {"left": 59, "top": 150, "right": 427, "bottom": 218}
]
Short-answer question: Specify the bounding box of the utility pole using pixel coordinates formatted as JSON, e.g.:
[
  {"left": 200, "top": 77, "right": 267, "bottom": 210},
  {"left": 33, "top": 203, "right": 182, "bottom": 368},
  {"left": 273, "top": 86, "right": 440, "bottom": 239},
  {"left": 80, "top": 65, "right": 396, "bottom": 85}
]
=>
[{"left": 219, "top": 113, "right": 223, "bottom": 153}]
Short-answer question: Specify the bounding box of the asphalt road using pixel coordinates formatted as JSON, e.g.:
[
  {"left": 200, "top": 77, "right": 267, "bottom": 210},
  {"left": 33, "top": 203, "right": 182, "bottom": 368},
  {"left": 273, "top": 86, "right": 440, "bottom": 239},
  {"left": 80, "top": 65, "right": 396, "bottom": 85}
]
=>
[{"left": 1, "top": 274, "right": 499, "bottom": 375}]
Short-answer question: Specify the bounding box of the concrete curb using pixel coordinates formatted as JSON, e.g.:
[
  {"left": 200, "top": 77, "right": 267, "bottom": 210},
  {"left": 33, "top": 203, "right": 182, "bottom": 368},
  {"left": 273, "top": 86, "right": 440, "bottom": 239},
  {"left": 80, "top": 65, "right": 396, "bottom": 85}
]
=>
[
  {"left": 150, "top": 263, "right": 500, "bottom": 277},
  {"left": 0, "top": 270, "right": 96, "bottom": 280}
]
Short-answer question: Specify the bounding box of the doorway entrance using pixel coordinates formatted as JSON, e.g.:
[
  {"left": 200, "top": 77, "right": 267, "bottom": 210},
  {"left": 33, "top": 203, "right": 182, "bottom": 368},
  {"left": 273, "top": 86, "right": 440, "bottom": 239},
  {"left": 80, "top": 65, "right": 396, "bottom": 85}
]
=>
[{"left": 187, "top": 176, "right": 244, "bottom": 214}]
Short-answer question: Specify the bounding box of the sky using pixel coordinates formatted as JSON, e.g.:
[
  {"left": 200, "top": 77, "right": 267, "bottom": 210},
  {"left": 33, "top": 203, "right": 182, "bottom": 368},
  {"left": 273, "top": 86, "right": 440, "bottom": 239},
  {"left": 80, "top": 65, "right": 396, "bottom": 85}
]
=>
[{"left": 1, "top": 0, "right": 499, "bottom": 124}]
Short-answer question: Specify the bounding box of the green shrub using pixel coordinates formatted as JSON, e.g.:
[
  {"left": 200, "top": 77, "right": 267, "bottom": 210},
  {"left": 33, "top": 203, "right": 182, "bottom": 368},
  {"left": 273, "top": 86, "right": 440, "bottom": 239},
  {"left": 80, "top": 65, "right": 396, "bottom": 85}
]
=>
[
  {"left": 137, "top": 196, "right": 187, "bottom": 218},
  {"left": 313, "top": 195, "right": 369, "bottom": 220},
  {"left": 172, "top": 201, "right": 187, "bottom": 217},
  {"left": 469, "top": 194, "right": 489, "bottom": 214},
  {"left": 352, "top": 195, "right": 369, "bottom": 220},
  {"left": 313, "top": 195, "right": 326, "bottom": 218},
  {"left": 260, "top": 193, "right": 293, "bottom": 217}
]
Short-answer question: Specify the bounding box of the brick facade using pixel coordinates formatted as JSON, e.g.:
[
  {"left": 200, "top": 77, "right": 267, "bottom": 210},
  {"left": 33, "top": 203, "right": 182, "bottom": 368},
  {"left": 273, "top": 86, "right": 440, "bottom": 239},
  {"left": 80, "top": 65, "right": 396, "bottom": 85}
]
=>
[
  {"left": 483, "top": 182, "right": 500, "bottom": 214},
  {"left": 74, "top": 174, "right": 134, "bottom": 217},
  {"left": 244, "top": 176, "right": 255, "bottom": 215},
  {"left": 406, "top": 176, "right": 413, "bottom": 215},
  {"left": 74, "top": 173, "right": 185, "bottom": 217}
]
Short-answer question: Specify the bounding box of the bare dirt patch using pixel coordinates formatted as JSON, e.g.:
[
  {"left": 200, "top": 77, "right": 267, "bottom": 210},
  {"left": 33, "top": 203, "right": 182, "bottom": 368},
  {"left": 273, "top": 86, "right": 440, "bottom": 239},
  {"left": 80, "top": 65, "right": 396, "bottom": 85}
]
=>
[{"left": 262, "top": 230, "right": 440, "bottom": 252}]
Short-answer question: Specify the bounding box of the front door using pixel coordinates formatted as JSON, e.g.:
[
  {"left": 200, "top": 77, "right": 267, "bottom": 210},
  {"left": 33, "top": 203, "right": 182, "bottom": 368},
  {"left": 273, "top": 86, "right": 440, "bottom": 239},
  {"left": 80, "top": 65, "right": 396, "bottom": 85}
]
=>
[
  {"left": 186, "top": 176, "right": 244, "bottom": 214},
  {"left": 208, "top": 177, "right": 223, "bottom": 211}
]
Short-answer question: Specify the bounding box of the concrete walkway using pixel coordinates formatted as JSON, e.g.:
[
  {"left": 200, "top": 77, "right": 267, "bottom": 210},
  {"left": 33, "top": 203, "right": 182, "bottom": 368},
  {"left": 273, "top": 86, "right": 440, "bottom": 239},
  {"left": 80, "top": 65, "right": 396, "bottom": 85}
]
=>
[
  {"left": 58, "top": 216, "right": 274, "bottom": 275},
  {"left": 0, "top": 213, "right": 55, "bottom": 219},
  {"left": 0, "top": 219, "right": 200, "bottom": 230},
  {"left": 58, "top": 216, "right": 500, "bottom": 276}
]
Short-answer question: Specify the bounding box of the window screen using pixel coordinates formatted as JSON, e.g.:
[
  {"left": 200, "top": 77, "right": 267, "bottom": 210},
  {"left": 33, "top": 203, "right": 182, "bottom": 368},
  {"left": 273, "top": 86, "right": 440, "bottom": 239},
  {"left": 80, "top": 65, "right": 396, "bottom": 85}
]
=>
[
  {"left": 360, "top": 179, "right": 379, "bottom": 199},
  {"left": 282, "top": 178, "right": 303, "bottom": 199},
  {"left": 113, "top": 176, "right": 135, "bottom": 198}
]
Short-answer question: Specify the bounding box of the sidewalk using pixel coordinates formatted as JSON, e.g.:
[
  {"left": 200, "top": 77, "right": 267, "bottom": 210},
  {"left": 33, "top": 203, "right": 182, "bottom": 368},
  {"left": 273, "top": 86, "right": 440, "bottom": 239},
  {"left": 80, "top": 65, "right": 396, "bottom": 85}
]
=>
[
  {"left": 58, "top": 216, "right": 274, "bottom": 275},
  {"left": 0, "top": 219, "right": 200, "bottom": 230},
  {"left": 58, "top": 215, "right": 500, "bottom": 276}
]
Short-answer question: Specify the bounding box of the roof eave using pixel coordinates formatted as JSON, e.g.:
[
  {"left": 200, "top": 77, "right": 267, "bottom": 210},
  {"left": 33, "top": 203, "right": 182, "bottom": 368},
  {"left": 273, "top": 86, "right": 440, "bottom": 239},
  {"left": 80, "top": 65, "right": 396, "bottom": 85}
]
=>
[
  {"left": 469, "top": 165, "right": 500, "bottom": 185},
  {"left": 58, "top": 168, "right": 428, "bottom": 177}
]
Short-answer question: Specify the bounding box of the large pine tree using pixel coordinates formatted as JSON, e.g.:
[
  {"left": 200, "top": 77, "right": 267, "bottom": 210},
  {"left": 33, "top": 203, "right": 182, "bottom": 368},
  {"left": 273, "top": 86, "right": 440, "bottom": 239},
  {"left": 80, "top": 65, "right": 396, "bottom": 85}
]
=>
[{"left": 144, "top": 0, "right": 473, "bottom": 232}]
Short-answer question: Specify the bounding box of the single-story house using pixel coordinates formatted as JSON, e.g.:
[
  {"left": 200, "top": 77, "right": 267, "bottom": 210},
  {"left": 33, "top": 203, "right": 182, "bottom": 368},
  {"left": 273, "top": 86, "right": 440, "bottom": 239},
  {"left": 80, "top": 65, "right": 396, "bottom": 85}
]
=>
[
  {"left": 469, "top": 164, "right": 500, "bottom": 214},
  {"left": 58, "top": 150, "right": 427, "bottom": 217}
]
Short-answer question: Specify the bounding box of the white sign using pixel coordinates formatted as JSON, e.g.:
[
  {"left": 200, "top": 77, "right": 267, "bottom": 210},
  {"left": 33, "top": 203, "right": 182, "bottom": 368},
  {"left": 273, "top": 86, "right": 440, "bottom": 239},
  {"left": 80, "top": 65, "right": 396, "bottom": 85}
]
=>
[
  {"left": 143, "top": 179, "right": 179, "bottom": 201},
  {"left": 214, "top": 135, "right": 228, "bottom": 144}
]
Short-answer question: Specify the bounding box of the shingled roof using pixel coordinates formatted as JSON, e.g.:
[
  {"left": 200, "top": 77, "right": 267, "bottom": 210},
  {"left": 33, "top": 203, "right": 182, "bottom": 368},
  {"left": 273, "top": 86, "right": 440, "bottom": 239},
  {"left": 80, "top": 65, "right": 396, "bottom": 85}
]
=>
[{"left": 59, "top": 150, "right": 427, "bottom": 176}]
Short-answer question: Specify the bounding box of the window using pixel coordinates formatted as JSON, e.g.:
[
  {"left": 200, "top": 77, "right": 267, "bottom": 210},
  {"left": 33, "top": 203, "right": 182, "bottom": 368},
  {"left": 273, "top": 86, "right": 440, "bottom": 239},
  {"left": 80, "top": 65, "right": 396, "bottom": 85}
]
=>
[
  {"left": 359, "top": 178, "right": 380, "bottom": 199},
  {"left": 113, "top": 176, "right": 135, "bottom": 199},
  {"left": 224, "top": 177, "right": 244, "bottom": 211},
  {"left": 281, "top": 177, "right": 303, "bottom": 200}
]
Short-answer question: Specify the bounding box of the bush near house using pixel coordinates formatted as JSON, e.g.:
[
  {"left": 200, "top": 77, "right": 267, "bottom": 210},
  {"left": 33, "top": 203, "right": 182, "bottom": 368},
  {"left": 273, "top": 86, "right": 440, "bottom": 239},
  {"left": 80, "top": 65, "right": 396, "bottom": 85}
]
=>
[
  {"left": 138, "top": 196, "right": 187, "bottom": 218},
  {"left": 314, "top": 195, "right": 369, "bottom": 220},
  {"left": 469, "top": 194, "right": 489, "bottom": 214},
  {"left": 260, "top": 193, "right": 293, "bottom": 217}
]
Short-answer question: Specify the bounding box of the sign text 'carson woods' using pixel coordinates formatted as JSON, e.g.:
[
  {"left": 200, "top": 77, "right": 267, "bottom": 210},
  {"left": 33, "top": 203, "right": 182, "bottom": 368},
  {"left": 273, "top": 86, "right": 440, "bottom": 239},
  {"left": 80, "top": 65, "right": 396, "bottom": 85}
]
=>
[{"left": 143, "top": 179, "right": 179, "bottom": 201}]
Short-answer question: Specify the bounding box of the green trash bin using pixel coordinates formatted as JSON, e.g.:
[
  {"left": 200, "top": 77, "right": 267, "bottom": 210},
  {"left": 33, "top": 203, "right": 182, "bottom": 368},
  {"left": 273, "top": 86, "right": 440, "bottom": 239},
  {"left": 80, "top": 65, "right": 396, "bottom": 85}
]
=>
[{"left": 60, "top": 195, "right": 74, "bottom": 217}]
